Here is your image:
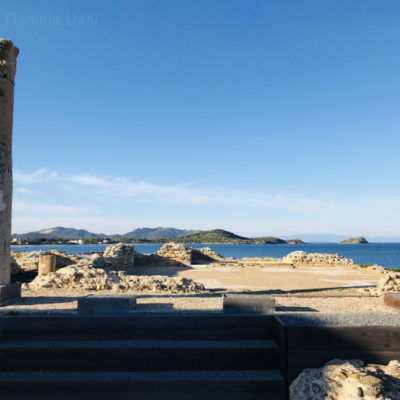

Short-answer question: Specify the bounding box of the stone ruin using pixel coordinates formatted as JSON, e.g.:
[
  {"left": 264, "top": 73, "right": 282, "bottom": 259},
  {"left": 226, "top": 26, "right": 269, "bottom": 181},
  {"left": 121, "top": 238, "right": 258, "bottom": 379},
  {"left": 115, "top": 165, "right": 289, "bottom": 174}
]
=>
[
  {"left": 290, "top": 358, "right": 400, "bottom": 400},
  {"left": 28, "top": 265, "right": 204, "bottom": 294},
  {"left": 25, "top": 243, "right": 206, "bottom": 293},
  {"left": 103, "top": 243, "right": 135, "bottom": 268},
  {"left": 282, "top": 251, "right": 359, "bottom": 268},
  {"left": 135, "top": 243, "right": 223, "bottom": 267},
  {"left": 11, "top": 243, "right": 223, "bottom": 278},
  {"left": 11, "top": 250, "right": 80, "bottom": 275},
  {"left": 282, "top": 251, "right": 383, "bottom": 271},
  {"left": 366, "top": 272, "right": 400, "bottom": 296},
  {"left": 156, "top": 243, "right": 192, "bottom": 265}
]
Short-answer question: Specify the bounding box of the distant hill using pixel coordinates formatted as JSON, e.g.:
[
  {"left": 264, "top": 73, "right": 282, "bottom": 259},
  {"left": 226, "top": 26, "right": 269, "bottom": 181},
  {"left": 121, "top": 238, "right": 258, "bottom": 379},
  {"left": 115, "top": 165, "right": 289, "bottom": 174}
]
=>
[
  {"left": 13, "top": 226, "right": 305, "bottom": 244},
  {"left": 171, "top": 229, "right": 303, "bottom": 244},
  {"left": 13, "top": 227, "right": 105, "bottom": 239},
  {"left": 252, "top": 236, "right": 287, "bottom": 244},
  {"left": 117, "top": 227, "right": 198, "bottom": 239},
  {"left": 340, "top": 236, "right": 369, "bottom": 244},
  {"left": 13, "top": 226, "right": 198, "bottom": 240},
  {"left": 174, "top": 229, "right": 249, "bottom": 244}
]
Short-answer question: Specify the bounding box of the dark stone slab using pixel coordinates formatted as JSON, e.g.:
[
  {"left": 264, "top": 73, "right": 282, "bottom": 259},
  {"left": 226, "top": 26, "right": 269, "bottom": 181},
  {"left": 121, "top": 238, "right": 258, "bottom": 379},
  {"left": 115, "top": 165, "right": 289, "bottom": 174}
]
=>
[
  {"left": 223, "top": 294, "right": 275, "bottom": 314},
  {"left": 78, "top": 295, "right": 137, "bottom": 315},
  {"left": 0, "top": 283, "right": 21, "bottom": 306},
  {"left": 384, "top": 293, "right": 400, "bottom": 310}
]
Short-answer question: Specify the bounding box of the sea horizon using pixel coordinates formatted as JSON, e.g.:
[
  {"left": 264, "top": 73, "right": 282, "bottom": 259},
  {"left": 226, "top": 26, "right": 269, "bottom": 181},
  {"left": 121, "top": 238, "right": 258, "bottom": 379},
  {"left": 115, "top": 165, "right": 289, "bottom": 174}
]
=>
[{"left": 11, "top": 242, "right": 400, "bottom": 270}]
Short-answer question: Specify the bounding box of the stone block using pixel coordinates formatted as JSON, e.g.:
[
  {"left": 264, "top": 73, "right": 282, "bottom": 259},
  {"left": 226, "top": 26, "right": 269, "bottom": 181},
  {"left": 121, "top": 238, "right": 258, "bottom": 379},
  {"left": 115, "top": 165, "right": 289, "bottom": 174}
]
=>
[
  {"left": 223, "top": 294, "right": 275, "bottom": 314},
  {"left": 78, "top": 294, "right": 137, "bottom": 314},
  {"left": 0, "top": 283, "right": 21, "bottom": 306},
  {"left": 38, "top": 254, "right": 56, "bottom": 275},
  {"left": 384, "top": 293, "right": 400, "bottom": 310}
]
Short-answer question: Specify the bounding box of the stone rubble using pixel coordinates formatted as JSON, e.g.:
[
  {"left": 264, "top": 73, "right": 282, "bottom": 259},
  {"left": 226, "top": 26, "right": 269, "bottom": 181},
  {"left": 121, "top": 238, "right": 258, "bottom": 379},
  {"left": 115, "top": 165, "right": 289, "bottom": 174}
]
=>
[
  {"left": 282, "top": 251, "right": 384, "bottom": 271},
  {"left": 191, "top": 247, "right": 224, "bottom": 264},
  {"left": 157, "top": 243, "right": 192, "bottom": 265},
  {"left": 103, "top": 243, "right": 135, "bottom": 268},
  {"left": 290, "top": 359, "right": 400, "bottom": 400},
  {"left": 136, "top": 244, "right": 224, "bottom": 266},
  {"left": 367, "top": 272, "right": 400, "bottom": 296},
  {"left": 28, "top": 265, "right": 205, "bottom": 293},
  {"left": 11, "top": 250, "right": 80, "bottom": 275},
  {"left": 75, "top": 253, "right": 109, "bottom": 269}
]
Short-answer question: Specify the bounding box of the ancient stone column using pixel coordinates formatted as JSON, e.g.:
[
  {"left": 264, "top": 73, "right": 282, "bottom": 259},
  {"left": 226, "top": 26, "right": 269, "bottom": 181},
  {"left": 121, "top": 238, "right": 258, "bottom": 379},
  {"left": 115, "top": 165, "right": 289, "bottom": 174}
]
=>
[
  {"left": 38, "top": 254, "right": 56, "bottom": 275},
  {"left": 0, "top": 39, "right": 20, "bottom": 305}
]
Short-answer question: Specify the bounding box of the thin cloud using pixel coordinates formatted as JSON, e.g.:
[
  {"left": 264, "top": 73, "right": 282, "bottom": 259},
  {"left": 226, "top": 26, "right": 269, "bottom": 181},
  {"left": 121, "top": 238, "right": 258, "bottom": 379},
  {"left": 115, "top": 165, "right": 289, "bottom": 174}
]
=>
[
  {"left": 13, "top": 169, "right": 400, "bottom": 217},
  {"left": 13, "top": 200, "right": 90, "bottom": 216},
  {"left": 15, "top": 188, "right": 36, "bottom": 195}
]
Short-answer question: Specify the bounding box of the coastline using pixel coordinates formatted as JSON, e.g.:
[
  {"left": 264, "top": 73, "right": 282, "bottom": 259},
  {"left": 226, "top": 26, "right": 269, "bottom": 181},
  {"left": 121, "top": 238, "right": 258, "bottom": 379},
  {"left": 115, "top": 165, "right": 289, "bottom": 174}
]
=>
[{"left": 11, "top": 242, "right": 400, "bottom": 269}]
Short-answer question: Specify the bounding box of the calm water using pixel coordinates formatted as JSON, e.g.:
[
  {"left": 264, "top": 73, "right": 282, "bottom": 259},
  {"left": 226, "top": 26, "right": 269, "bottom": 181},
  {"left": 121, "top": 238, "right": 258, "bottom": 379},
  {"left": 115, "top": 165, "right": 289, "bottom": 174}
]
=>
[{"left": 11, "top": 243, "right": 400, "bottom": 269}]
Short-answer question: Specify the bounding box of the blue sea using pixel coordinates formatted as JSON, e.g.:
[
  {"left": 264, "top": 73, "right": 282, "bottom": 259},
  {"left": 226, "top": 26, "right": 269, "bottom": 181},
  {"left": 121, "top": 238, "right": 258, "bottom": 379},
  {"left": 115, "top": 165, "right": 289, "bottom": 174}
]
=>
[{"left": 11, "top": 243, "right": 400, "bottom": 269}]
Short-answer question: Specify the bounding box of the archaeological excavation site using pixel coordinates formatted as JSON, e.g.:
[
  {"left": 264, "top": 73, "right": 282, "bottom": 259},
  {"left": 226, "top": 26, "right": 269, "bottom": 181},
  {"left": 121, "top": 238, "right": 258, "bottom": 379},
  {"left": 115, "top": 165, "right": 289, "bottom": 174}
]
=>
[{"left": 1, "top": 34, "right": 400, "bottom": 400}]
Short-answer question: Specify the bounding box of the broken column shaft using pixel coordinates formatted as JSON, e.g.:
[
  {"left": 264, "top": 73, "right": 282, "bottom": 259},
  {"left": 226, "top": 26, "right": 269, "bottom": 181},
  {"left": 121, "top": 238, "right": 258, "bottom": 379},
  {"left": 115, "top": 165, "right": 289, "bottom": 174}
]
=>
[{"left": 0, "top": 39, "right": 20, "bottom": 304}]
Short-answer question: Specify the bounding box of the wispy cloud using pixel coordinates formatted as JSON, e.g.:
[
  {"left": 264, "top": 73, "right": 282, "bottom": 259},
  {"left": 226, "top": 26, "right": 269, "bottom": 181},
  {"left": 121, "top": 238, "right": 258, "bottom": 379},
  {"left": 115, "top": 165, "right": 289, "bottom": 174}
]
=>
[
  {"left": 13, "top": 169, "right": 400, "bottom": 217},
  {"left": 13, "top": 200, "right": 90, "bottom": 216},
  {"left": 14, "top": 169, "right": 59, "bottom": 184},
  {"left": 15, "top": 188, "right": 36, "bottom": 195}
]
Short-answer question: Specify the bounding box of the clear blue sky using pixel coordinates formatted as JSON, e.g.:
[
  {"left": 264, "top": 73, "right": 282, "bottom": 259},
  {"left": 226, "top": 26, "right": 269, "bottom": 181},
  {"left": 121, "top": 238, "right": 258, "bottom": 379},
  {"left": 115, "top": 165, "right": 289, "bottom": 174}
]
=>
[{"left": 2, "top": 0, "right": 400, "bottom": 236}]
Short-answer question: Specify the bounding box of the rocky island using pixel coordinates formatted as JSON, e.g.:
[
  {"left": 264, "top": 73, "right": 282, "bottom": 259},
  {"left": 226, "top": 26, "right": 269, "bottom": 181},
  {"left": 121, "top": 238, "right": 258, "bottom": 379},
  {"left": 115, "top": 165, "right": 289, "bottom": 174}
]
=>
[{"left": 340, "top": 236, "right": 369, "bottom": 244}]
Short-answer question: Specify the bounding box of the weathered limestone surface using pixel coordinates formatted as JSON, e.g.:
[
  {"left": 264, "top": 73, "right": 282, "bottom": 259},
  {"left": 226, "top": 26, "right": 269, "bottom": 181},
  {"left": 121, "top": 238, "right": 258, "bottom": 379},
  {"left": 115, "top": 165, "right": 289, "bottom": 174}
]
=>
[
  {"left": 103, "top": 243, "right": 134, "bottom": 268},
  {"left": 157, "top": 243, "right": 192, "bottom": 265},
  {"left": 0, "top": 39, "right": 18, "bottom": 286},
  {"left": 28, "top": 265, "right": 205, "bottom": 293},
  {"left": 11, "top": 250, "right": 79, "bottom": 274},
  {"left": 290, "top": 359, "right": 400, "bottom": 400},
  {"left": 367, "top": 272, "right": 400, "bottom": 296},
  {"left": 76, "top": 253, "right": 108, "bottom": 269},
  {"left": 191, "top": 247, "right": 223, "bottom": 264},
  {"left": 282, "top": 251, "right": 383, "bottom": 271}
]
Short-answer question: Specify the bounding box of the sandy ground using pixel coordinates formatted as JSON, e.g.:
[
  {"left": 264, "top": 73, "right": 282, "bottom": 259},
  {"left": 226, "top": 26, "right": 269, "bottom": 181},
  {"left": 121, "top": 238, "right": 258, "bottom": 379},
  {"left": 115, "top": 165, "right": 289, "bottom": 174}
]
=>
[
  {"left": 130, "top": 264, "right": 380, "bottom": 292},
  {"left": 3, "top": 263, "right": 397, "bottom": 314}
]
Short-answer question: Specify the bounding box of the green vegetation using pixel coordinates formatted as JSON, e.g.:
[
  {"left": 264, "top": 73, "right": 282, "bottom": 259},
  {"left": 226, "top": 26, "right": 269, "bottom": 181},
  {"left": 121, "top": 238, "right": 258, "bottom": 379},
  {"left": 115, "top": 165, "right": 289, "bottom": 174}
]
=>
[
  {"left": 252, "top": 237, "right": 288, "bottom": 244},
  {"left": 340, "top": 236, "right": 368, "bottom": 244},
  {"left": 11, "top": 227, "right": 305, "bottom": 245},
  {"left": 173, "top": 229, "right": 249, "bottom": 244}
]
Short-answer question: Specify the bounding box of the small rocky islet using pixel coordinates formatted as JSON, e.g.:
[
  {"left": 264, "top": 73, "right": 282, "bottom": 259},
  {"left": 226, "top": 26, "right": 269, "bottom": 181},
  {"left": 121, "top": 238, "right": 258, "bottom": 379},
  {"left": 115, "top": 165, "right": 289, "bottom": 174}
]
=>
[{"left": 340, "top": 236, "right": 369, "bottom": 244}]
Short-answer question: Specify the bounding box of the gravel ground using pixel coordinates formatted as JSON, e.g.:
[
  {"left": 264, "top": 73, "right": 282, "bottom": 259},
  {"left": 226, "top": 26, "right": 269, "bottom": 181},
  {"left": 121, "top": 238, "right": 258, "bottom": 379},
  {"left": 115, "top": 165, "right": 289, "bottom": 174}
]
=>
[
  {"left": 2, "top": 288, "right": 399, "bottom": 314},
  {"left": 278, "top": 313, "right": 400, "bottom": 326}
]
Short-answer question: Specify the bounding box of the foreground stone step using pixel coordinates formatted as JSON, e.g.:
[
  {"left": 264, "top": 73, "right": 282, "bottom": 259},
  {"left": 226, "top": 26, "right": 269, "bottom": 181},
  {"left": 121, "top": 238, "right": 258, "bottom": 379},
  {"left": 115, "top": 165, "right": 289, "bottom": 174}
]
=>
[
  {"left": 78, "top": 294, "right": 137, "bottom": 314},
  {"left": 0, "top": 314, "right": 276, "bottom": 341},
  {"left": 0, "top": 339, "right": 279, "bottom": 372},
  {"left": 223, "top": 294, "right": 275, "bottom": 314},
  {"left": 0, "top": 370, "right": 285, "bottom": 400}
]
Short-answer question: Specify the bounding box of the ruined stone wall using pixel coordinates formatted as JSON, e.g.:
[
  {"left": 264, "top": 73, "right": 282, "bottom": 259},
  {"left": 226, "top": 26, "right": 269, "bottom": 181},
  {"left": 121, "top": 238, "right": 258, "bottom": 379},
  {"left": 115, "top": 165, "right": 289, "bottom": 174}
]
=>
[
  {"left": 11, "top": 250, "right": 80, "bottom": 274},
  {"left": 282, "top": 251, "right": 359, "bottom": 268},
  {"left": 157, "top": 243, "right": 192, "bottom": 265}
]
